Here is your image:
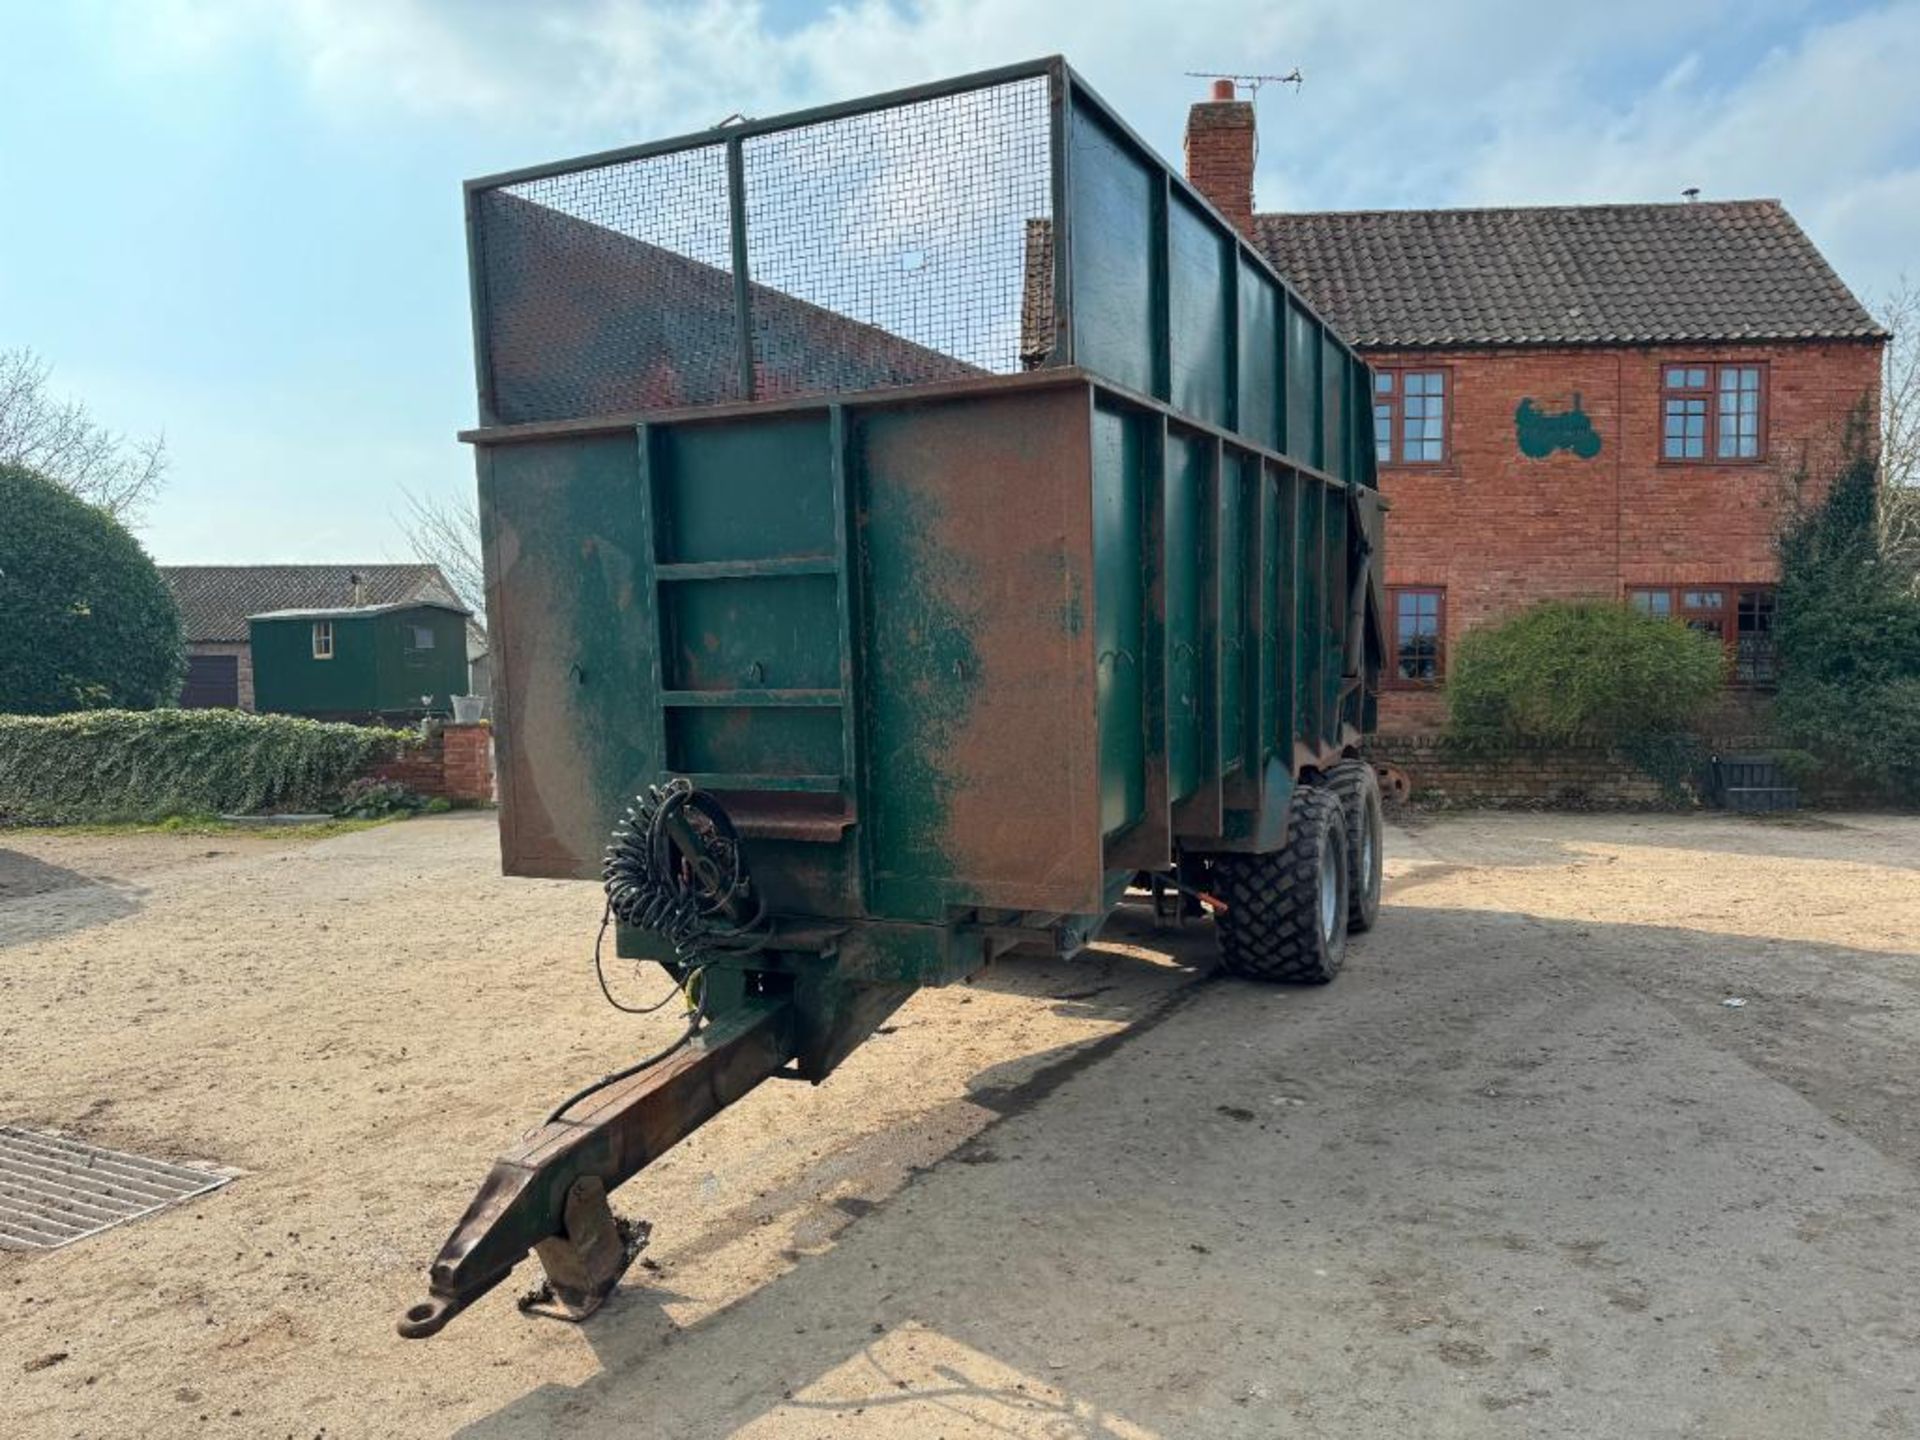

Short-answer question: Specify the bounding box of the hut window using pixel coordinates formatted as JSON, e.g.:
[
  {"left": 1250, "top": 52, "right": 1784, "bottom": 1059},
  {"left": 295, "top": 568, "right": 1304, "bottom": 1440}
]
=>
[
  {"left": 312, "top": 621, "right": 334, "bottom": 660},
  {"left": 409, "top": 625, "right": 435, "bottom": 650}
]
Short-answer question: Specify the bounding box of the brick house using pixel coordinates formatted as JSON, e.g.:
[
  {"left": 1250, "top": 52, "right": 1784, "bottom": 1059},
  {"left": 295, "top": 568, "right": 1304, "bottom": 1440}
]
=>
[
  {"left": 161, "top": 564, "right": 477, "bottom": 711},
  {"left": 1184, "top": 86, "right": 1886, "bottom": 733}
]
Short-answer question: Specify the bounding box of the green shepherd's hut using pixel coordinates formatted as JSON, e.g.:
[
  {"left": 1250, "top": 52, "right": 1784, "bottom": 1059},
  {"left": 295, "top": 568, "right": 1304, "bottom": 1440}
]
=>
[{"left": 249, "top": 598, "right": 471, "bottom": 723}]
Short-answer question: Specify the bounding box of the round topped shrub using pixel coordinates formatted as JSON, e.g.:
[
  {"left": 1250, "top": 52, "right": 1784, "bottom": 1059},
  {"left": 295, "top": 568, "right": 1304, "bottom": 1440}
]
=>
[
  {"left": 0, "top": 463, "right": 184, "bottom": 713},
  {"left": 1446, "top": 599, "right": 1726, "bottom": 743}
]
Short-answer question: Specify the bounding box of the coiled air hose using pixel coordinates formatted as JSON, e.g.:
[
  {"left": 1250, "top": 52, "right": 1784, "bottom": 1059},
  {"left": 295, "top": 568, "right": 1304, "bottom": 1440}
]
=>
[{"left": 547, "top": 780, "right": 773, "bottom": 1125}]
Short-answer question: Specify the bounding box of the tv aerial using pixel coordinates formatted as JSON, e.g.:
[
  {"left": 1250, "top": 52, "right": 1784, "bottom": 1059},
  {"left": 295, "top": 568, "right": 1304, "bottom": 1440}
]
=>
[{"left": 1185, "top": 69, "right": 1304, "bottom": 97}]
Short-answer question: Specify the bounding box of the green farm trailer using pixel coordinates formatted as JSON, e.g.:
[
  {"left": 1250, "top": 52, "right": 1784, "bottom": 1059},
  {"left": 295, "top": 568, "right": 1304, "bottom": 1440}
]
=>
[{"left": 401, "top": 57, "right": 1387, "bottom": 1339}]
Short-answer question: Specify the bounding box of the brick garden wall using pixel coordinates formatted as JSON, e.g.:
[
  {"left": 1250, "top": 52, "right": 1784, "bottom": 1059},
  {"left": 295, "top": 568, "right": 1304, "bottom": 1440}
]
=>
[
  {"left": 367, "top": 721, "right": 494, "bottom": 805},
  {"left": 1365, "top": 734, "right": 1674, "bottom": 809}
]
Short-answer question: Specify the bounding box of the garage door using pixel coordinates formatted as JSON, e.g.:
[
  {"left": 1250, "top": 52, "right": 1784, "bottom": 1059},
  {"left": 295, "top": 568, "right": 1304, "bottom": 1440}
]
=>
[{"left": 180, "top": 654, "right": 239, "bottom": 709}]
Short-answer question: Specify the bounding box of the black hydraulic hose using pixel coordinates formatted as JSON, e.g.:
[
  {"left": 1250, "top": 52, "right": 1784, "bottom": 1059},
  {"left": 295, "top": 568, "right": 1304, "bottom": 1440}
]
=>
[
  {"left": 590, "top": 902, "right": 685, "bottom": 1016},
  {"left": 545, "top": 970, "right": 709, "bottom": 1125},
  {"left": 551, "top": 779, "right": 773, "bottom": 1126}
]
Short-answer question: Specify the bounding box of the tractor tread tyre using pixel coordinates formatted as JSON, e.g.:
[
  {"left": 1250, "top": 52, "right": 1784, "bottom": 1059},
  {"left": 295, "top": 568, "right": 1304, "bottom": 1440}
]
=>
[
  {"left": 1211, "top": 787, "right": 1349, "bottom": 985},
  {"left": 1327, "top": 759, "right": 1385, "bottom": 933}
]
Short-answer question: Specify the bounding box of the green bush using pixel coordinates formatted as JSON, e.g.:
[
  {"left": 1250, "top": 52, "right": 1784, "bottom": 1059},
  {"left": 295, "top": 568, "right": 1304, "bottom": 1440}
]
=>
[
  {"left": 1447, "top": 599, "right": 1727, "bottom": 743},
  {"left": 0, "top": 709, "right": 415, "bottom": 823},
  {"left": 333, "top": 776, "right": 430, "bottom": 819},
  {"left": 1771, "top": 428, "right": 1920, "bottom": 801},
  {"left": 0, "top": 463, "right": 185, "bottom": 713}
]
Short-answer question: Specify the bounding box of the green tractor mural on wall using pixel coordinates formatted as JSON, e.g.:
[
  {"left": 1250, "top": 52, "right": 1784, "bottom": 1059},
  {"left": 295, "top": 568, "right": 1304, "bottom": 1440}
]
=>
[{"left": 1516, "top": 393, "right": 1603, "bottom": 459}]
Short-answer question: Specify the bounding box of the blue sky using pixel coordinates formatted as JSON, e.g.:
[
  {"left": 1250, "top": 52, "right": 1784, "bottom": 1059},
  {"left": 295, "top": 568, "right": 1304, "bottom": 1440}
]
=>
[{"left": 2, "top": 0, "right": 1914, "bottom": 565}]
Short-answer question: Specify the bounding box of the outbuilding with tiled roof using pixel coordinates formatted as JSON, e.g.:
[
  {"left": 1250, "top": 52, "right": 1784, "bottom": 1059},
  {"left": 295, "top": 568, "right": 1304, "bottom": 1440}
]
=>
[{"left": 160, "top": 564, "right": 476, "bottom": 712}]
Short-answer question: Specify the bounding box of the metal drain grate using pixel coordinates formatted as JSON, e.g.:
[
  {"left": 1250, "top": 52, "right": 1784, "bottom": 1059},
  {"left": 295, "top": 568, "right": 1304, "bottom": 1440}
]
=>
[{"left": 0, "top": 1126, "right": 230, "bottom": 1249}]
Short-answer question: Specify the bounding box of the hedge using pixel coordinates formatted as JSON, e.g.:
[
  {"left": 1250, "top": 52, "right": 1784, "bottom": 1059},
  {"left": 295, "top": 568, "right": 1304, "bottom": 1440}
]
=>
[{"left": 0, "top": 709, "right": 417, "bottom": 823}]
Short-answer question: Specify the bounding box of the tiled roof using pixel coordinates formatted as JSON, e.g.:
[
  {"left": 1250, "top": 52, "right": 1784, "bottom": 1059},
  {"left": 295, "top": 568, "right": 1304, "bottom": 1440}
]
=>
[
  {"left": 1252, "top": 200, "right": 1883, "bottom": 348},
  {"left": 161, "top": 565, "right": 467, "bottom": 642},
  {"left": 247, "top": 600, "right": 471, "bottom": 622}
]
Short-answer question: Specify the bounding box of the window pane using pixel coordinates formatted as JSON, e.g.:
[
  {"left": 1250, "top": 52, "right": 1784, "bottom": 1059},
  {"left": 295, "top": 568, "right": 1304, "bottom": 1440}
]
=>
[
  {"left": 1664, "top": 367, "right": 1687, "bottom": 388},
  {"left": 1736, "top": 588, "right": 1776, "bottom": 683},
  {"left": 1630, "top": 590, "right": 1671, "bottom": 616},
  {"left": 1687, "top": 368, "right": 1707, "bottom": 388},
  {"left": 1683, "top": 590, "right": 1723, "bottom": 608},
  {"left": 1375, "top": 372, "right": 1394, "bottom": 393},
  {"left": 1393, "top": 591, "right": 1442, "bottom": 682},
  {"left": 1401, "top": 379, "right": 1445, "bottom": 461},
  {"left": 1716, "top": 366, "right": 1761, "bottom": 458},
  {"left": 1665, "top": 398, "right": 1707, "bottom": 459},
  {"left": 1374, "top": 402, "right": 1392, "bottom": 462}
]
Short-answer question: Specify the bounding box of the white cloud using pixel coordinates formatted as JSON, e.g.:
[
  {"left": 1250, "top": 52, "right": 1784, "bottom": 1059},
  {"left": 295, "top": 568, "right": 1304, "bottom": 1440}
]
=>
[
  {"left": 101, "top": 0, "right": 1917, "bottom": 303},
  {"left": 1445, "top": 3, "right": 1920, "bottom": 304}
]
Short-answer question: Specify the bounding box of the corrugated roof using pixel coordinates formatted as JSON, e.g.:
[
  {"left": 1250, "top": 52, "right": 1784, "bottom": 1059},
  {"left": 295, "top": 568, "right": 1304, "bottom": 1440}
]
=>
[
  {"left": 161, "top": 565, "right": 467, "bottom": 642},
  {"left": 1252, "top": 200, "right": 1883, "bottom": 348}
]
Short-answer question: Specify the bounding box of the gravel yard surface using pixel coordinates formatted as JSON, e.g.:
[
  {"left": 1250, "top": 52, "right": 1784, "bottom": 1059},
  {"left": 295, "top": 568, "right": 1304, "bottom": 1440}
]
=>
[{"left": 2, "top": 808, "right": 1916, "bottom": 1438}]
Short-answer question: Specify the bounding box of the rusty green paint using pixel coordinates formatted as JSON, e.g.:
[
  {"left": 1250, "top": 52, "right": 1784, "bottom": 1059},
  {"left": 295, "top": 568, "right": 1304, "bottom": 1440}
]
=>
[
  {"left": 466, "top": 66, "right": 1395, "bottom": 1016},
  {"left": 856, "top": 436, "right": 982, "bottom": 923},
  {"left": 1092, "top": 403, "right": 1147, "bottom": 836},
  {"left": 480, "top": 433, "right": 661, "bottom": 875},
  {"left": 417, "top": 61, "right": 1394, "bottom": 1344},
  {"left": 1164, "top": 429, "right": 1208, "bottom": 804}
]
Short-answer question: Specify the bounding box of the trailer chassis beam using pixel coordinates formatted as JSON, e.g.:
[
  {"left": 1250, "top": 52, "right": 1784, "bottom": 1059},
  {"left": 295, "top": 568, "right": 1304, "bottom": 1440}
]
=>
[{"left": 397, "top": 999, "right": 795, "bottom": 1338}]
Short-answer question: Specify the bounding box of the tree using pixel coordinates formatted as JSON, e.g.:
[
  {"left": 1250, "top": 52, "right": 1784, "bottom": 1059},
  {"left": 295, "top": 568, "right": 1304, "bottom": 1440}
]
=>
[
  {"left": 1775, "top": 283, "right": 1920, "bottom": 592},
  {"left": 0, "top": 464, "right": 185, "bottom": 714},
  {"left": 1872, "top": 281, "right": 1920, "bottom": 587},
  {"left": 0, "top": 348, "right": 169, "bottom": 523},
  {"left": 1771, "top": 415, "right": 1920, "bottom": 801},
  {"left": 398, "top": 485, "right": 485, "bottom": 618}
]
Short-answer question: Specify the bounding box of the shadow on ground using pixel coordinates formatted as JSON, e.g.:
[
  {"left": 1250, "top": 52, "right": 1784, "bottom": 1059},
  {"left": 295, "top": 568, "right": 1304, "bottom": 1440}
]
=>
[
  {"left": 0, "top": 847, "right": 140, "bottom": 948},
  {"left": 450, "top": 899, "right": 1920, "bottom": 1440}
]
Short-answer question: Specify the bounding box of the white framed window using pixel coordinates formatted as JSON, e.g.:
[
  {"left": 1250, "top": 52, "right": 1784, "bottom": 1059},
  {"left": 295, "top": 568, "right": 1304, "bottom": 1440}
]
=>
[{"left": 312, "top": 620, "right": 334, "bottom": 660}]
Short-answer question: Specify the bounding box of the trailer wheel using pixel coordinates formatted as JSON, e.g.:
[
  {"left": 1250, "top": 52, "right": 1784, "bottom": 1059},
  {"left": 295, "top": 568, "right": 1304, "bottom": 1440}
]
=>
[
  {"left": 1210, "top": 787, "right": 1350, "bottom": 984},
  {"left": 1326, "top": 759, "right": 1384, "bottom": 933}
]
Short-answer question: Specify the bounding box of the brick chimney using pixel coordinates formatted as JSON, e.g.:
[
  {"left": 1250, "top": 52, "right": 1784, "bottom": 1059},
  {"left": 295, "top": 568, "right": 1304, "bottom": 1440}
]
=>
[{"left": 1184, "top": 79, "right": 1256, "bottom": 236}]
